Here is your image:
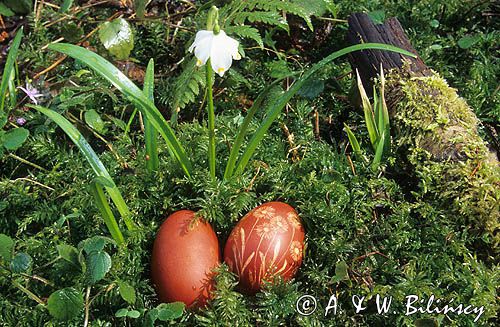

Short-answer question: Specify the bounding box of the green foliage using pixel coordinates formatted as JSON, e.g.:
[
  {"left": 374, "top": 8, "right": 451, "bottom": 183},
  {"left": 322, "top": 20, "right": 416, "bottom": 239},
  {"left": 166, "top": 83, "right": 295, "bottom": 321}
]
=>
[
  {"left": 47, "top": 287, "right": 84, "bottom": 321},
  {"left": 0, "top": 0, "right": 498, "bottom": 326},
  {"left": 84, "top": 109, "right": 105, "bottom": 134},
  {"left": 48, "top": 43, "right": 193, "bottom": 177},
  {"left": 9, "top": 252, "right": 32, "bottom": 273},
  {"left": 143, "top": 59, "right": 160, "bottom": 173},
  {"left": 170, "top": 58, "right": 206, "bottom": 122},
  {"left": 60, "top": 0, "right": 74, "bottom": 13},
  {"left": 0, "top": 234, "right": 14, "bottom": 262},
  {"left": 1, "top": 127, "right": 29, "bottom": 151},
  {"left": 117, "top": 280, "right": 136, "bottom": 304},
  {"left": 344, "top": 69, "right": 391, "bottom": 170},
  {"left": 98, "top": 18, "right": 135, "bottom": 60},
  {"left": 0, "top": 27, "right": 23, "bottom": 113},
  {"left": 389, "top": 72, "right": 500, "bottom": 246},
  {"left": 31, "top": 105, "right": 132, "bottom": 239}
]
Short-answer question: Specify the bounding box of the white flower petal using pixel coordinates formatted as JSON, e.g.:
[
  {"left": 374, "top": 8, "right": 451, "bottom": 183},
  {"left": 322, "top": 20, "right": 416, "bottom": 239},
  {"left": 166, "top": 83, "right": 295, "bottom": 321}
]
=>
[
  {"left": 188, "top": 30, "right": 213, "bottom": 53},
  {"left": 210, "top": 43, "right": 233, "bottom": 76},
  {"left": 194, "top": 35, "right": 214, "bottom": 66},
  {"left": 224, "top": 35, "right": 241, "bottom": 60},
  {"left": 189, "top": 29, "right": 240, "bottom": 75}
]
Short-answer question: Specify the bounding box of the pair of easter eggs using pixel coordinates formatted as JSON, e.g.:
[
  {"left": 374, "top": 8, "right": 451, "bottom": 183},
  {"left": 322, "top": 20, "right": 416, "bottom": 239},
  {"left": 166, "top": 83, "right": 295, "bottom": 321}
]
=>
[{"left": 151, "top": 202, "right": 305, "bottom": 307}]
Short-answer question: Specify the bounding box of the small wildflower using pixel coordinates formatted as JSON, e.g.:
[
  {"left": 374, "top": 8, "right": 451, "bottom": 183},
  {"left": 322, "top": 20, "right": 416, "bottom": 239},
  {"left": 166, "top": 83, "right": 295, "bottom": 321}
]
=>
[
  {"left": 188, "top": 30, "right": 241, "bottom": 77},
  {"left": 18, "top": 83, "right": 44, "bottom": 105},
  {"left": 16, "top": 117, "right": 27, "bottom": 126}
]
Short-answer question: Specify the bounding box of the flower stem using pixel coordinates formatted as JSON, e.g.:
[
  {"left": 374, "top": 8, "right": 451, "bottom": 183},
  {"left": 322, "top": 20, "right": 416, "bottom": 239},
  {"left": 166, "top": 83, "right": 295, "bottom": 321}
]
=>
[{"left": 206, "top": 61, "right": 216, "bottom": 180}]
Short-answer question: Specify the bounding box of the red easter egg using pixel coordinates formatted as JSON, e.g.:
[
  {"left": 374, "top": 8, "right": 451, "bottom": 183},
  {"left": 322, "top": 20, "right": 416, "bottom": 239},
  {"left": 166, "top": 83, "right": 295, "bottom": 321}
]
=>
[
  {"left": 151, "top": 210, "right": 220, "bottom": 308},
  {"left": 223, "top": 202, "right": 305, "bottom": 294}
]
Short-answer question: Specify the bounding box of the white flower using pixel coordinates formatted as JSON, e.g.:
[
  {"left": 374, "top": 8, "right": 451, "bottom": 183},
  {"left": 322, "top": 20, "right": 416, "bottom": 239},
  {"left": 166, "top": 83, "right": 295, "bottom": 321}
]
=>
[{"left": 188, "top": 30, "right": 241, "bottom": 77}]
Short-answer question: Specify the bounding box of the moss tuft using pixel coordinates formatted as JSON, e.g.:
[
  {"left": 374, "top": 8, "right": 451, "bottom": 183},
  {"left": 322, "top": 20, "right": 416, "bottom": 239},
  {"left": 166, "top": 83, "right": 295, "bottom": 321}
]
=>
[{"left": 388, "top": 72, "right": 500, "bottom": 246}]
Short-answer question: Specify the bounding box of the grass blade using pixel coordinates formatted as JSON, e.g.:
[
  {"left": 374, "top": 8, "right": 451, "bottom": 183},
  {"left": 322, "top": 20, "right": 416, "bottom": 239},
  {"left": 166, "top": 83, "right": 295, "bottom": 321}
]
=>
[
  {"left": 372, "top": 130, "right": 386, "bottom": 171},
  {"left": 231, "top": 43, "right": 416, "bottom": 176},
  {"left": 343, "top": 123, "right": 363, "bottom": 159},
  {"left": 1, "top": 27, "right": 23, "bottom": 112},
  {"left": 357, "top": 70, "right": 378, "bottom": 149},
  {"left": 143, "top": 59, "right": 159, "bottom": 172},
  {"left": 379, "top": 66, "right": 391, "bottom": 152},
  {"left": 30, "top": 105, "right": 135, "bottom": 232},
  {"left": 89, "top": 182, "right": 124, "bottom": 245},
  {"left": 223, "top": 78, "right": 287, "bottom": 180},
  {"left": 48, "top": 43, "right": 192, "bottom": 177}
]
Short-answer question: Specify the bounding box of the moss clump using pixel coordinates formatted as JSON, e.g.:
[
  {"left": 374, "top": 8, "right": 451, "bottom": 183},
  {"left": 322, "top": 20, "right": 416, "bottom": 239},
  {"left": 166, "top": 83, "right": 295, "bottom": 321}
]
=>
[{"left": 388, "top": 72, "right": 500, "bottom": 246}]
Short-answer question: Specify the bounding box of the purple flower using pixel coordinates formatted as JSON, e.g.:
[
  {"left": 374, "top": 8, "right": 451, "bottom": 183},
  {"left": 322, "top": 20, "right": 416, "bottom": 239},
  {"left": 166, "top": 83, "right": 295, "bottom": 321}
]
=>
[
  {"left": 16, "top": 117, "right": 27, "bottom": 126},
  {"left": 18, "top": 83, "right": 44, "bottom": 105}
]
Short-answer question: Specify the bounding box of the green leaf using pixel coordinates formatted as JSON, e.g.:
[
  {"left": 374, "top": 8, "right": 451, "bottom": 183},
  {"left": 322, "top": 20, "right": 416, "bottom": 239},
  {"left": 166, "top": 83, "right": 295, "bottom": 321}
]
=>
[
  {"left": 61, "top": 23, "right": 83, "bottom": 43},
  {"left": 343, "top": 124, "right": 362, "bottom": 159},
  {"left": 227, "top": 43, "right": 416, "bottom": 178},
  {"left": 30, "top": 105, "right": 134, "bottom": 231},
  {"left": 430, "top": 19, "right": 439, "bottom": 28},
  {"left": 372, "top": 130, "right": 386, "bottom": 170},
  {"left": 333, "top": 260, "right": 349, "bottom": 281},
  {"left": 98, "top": 18, "right": 134, "bottom": 60},
  {"left": 10, "top": 252, "right": 32, "bottom": 273},
  {"left": 2, "top": 0, "right": 32, "bottom": 14},
  {"left": 117, "top": 280, "right": 136, "bottom": 304},
  {"left": 47, "top": 288, "right": 84, "bottom": 321},
  {"left": 457, "top": 35, "right": 481, "bottom": 49},
  {"left": 0, "top": 3, "right": 14, "bottom": 16},
  {"left": 2, "top": 128, "right": 29, "bottom": 150},
  {"left": 89, "top": 183, "right": 124, "bottom": 245},
  {"left": 60, "top": 0, "right": 74, "bottom": 13},
  {"left": 115, "top": 308, "right": 128, "bottom": 318},
  {"left": 297, "top": 78, "right": 324, "bottom": 99},
  {"left": 1, "top": 27, "right": 23, "bottom": 112},
  {"left": 225, "top": 25, "right": 263, "bottom": 48},
  {"left": 0, "top": 234, "right": 14, "bottom": 262},
  {"left": 86, "top": 250, "right": 112, "bottom": 284},
  {"left": 84, "top": 109, "right": 105, "bottom": 133},
  {"left": 57, "top": 243, "right": 80, "bottom": 267},
  {"left": 135, "top": 0, "right": 146, "bottom": 19},
  {"left": 47, "top": 43, "right": 192, "bottom": 177},
  {"left": 81, "top": 236, "right": 111, "bottom": 254},
  {"left": 156, "top": 302, "right": 185, "bottom": 321},
  {"left": 93, "top": 176, "right": 114, "bottom": 188},
  {"left": 127, "top": 310, "right": 141, "bottom": 318},
  {"left": 356, "top": 71, "right": 378, "bottom": 148},
  {"left": 368, "top": 10, "right": 386, "bottom": 24},
  {"left": 143, "top": 59, "right": 159, "bottom": 173}
]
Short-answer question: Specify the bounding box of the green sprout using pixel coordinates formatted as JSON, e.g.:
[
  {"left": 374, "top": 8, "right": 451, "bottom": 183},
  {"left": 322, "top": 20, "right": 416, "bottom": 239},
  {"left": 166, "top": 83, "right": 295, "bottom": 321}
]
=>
[{"left": 344, "top": 66, "right": 391, "bottom": 171}]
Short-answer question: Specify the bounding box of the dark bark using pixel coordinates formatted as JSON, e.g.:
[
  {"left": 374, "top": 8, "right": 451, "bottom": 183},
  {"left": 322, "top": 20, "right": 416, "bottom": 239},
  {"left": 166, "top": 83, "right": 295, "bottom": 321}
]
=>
[
  {"left": 346, "top": 13, "right": 429, "bottom": 91},
  {"left": 345, "top": 13, "right": 499, "bottom": 249}
]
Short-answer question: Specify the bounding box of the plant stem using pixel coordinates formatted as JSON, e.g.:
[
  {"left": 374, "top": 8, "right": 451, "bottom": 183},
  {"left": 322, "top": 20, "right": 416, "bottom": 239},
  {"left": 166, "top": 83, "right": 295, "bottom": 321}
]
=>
[
  {"left": 206, "top": 61, "right": 216, "bottom": 180},
  {"left": 11, "top": 279, "right": 45, "bottom": 305},
  {"left": 8, "top": 153, "right": 48, "bottom": 172}
]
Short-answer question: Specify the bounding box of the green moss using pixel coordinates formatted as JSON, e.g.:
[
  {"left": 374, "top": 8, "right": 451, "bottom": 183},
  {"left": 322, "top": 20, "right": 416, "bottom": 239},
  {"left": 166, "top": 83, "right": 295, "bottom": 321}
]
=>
[{"left": 389, "top": 72, "right": 500, "bottom": 246}]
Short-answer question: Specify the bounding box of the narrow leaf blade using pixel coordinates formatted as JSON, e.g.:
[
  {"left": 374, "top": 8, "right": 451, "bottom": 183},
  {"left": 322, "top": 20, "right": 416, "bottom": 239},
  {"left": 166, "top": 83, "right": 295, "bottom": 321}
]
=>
[
  {"left": 233, "top": 43, "right": 415, "bottom": 176},
  {"left": 1, "top": 27, "right": 23, "bottom": 112},
  {"left": 143, "top": 59, "right": 159, "bottom": 172},
  {"left": 31, "top": 105, "right": 134, "bottom": 231},
  {"left": 47, "top": 43, "right": 192, "bottom": 177}
]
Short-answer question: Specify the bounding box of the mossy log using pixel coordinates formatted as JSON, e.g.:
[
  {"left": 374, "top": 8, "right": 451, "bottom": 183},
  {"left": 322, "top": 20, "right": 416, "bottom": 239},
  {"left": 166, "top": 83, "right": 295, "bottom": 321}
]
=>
[{"left": 346, "top": 13, "right": 499, "bottom": 247}]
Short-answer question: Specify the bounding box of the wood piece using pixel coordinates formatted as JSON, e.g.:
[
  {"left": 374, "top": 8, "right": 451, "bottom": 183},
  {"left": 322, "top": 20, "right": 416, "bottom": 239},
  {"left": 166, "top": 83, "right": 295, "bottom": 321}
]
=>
[
  {"left": 345, "top": 12, "right": 500, "bottom": 249},
  {"left": 346, "top": 13, "right": 429, "bottom": 91}
]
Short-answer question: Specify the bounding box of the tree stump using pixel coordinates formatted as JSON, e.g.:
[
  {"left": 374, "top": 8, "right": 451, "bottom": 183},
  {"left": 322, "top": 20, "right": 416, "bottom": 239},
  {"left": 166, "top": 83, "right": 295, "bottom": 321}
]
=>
[{"left": 346, "top": 13, "right": 499, "bottom": 248}]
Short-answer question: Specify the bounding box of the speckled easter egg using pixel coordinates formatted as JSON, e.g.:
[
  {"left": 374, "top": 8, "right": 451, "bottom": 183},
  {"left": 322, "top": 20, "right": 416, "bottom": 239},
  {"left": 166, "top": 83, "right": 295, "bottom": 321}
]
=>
[
  {"left": 223, "top": 202, "right": 305, "bottom": 294},
  {"left": 151, "top": 210, "right": 220, "bottom": 307}
]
